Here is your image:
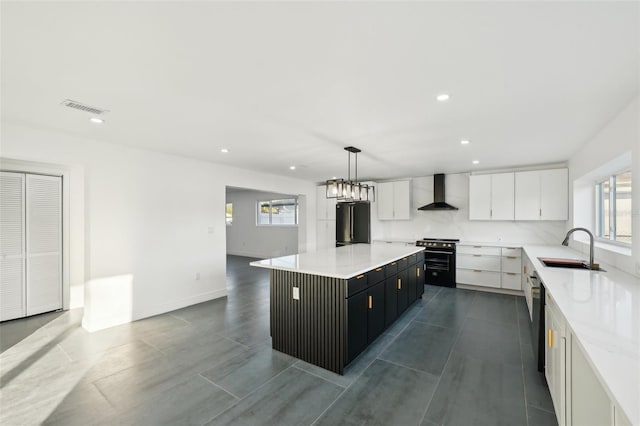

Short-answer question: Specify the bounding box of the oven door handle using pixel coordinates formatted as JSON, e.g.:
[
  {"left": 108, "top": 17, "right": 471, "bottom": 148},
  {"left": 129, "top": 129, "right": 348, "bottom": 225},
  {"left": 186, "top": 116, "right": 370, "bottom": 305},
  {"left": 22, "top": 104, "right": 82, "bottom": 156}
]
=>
[{"left": 423, "top": 250, "right": 453, "bottom": 255}]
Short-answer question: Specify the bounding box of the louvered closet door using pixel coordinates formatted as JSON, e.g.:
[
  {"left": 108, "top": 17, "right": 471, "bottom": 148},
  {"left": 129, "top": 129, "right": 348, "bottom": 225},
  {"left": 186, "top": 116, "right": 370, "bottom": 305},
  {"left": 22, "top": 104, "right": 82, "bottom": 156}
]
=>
[
  {"left": 0, "top": 172, "right": 26, "bottom": 321},
  {"left": 26, "top": 174, "right": 62, "bottom": 316}
]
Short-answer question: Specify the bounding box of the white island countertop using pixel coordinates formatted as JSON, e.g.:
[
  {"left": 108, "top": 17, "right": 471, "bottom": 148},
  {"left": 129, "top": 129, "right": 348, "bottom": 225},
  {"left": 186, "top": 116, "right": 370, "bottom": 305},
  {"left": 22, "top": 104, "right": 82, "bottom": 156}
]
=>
[
  {"left": 250, "top": 243, "right": 424, "bottom": 279},
  {"left": 523, "top": 244, "right": 640, "bottom": 425}
]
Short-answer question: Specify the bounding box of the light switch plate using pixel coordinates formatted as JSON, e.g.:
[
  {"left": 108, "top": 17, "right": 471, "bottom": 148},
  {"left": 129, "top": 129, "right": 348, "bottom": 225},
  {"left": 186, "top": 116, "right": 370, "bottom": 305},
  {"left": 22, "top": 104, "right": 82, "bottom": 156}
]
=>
[{"left": 292, "top": 287, "right": 300, "bottom": 300}]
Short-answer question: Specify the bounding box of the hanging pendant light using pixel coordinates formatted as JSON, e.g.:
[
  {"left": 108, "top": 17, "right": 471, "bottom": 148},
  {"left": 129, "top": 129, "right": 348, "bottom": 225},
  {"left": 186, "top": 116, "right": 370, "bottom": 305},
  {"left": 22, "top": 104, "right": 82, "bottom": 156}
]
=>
[{"left": 325, "top": 146, "right": 375, "bottom": 202}]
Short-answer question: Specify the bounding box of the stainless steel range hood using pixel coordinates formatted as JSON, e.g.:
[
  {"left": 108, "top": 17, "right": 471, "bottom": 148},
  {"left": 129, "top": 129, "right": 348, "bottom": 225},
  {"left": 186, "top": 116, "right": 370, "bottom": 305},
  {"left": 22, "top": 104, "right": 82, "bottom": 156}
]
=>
[{"left": 418, "top": 174, "right": 459, "bottom": 211}]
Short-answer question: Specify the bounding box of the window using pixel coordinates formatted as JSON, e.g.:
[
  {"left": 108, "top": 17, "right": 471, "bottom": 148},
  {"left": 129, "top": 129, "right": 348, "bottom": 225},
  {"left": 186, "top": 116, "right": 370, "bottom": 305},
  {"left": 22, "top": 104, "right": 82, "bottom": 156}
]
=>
[
  {"left": 257, "top": 198, "right": 298, "bottom": 225},
  {"left": 225, "top": 203, "right": 233, "bottom": 225},
  {"left": 595, "top": 171, "right": 632, "bottom": 244}
]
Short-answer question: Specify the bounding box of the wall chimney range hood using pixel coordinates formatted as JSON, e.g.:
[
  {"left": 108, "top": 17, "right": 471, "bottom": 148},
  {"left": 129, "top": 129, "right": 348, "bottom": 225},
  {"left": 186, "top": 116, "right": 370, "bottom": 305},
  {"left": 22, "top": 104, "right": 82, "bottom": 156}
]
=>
[{"left": 418, "top": 174, "right": 458, "bottom": 211}]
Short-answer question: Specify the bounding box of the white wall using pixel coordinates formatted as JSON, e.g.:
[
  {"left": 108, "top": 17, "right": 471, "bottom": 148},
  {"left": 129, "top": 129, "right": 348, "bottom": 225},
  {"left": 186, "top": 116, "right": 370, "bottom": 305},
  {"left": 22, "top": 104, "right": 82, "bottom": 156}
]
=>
[
  {"left": 226, "top": 189, "right": 298, "bottom": 258},
  {"left": 1, "top": 123, "right": 316, "bottom": 331},
  {"left": 371, "top": 173, "right": 567, "bottom": 244},
  {"left": 568, "top": 97, "right": 639, "bottom": 276}
]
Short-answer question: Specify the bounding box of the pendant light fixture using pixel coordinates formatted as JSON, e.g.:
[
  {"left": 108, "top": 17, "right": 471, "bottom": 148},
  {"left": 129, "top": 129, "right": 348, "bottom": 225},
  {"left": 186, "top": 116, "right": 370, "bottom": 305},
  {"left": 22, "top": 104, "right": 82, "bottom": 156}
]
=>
[{"left": 326, "top": 146, "right": 375, "bottom": 202}]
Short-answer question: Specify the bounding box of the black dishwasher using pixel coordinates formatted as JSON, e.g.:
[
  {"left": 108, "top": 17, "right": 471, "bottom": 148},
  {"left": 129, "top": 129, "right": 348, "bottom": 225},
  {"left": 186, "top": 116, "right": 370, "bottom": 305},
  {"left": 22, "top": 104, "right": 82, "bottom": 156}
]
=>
[{"left": 530, "top": 271, "right": 546, "bottom": 373}]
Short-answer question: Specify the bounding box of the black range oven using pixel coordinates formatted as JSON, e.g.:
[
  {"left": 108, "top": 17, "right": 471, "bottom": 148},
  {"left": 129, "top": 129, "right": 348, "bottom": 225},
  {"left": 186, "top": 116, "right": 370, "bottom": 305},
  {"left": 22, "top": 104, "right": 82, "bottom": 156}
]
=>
[{"left": 415, "top": 238, "right": 459, "bottom": 288}]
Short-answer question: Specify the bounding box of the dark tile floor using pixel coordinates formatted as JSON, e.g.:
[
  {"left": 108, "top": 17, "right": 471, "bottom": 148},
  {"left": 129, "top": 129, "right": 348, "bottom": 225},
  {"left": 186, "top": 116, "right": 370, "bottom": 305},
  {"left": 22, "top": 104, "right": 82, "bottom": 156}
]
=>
[{"left": 0, "top": 255, "right": 557, "bottom": 425}]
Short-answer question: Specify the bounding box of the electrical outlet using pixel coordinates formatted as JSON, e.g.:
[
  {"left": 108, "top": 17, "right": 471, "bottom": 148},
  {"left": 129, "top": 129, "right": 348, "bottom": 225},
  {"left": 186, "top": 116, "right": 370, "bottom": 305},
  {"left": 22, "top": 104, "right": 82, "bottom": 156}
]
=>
[
  {"left": 195, "top": 272, "right": 201, "bottom": 280},
  {"left": 208, "top": 227, "right": 214, "bottom": 234},
  {"left": 292, "top": 287, "right": 300, "bottom": 300}
]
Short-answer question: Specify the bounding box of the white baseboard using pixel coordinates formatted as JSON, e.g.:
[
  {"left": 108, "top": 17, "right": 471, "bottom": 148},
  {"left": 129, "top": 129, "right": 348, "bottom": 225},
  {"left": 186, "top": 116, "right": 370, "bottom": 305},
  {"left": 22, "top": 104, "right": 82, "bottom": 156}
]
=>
[
  {"left": 226, "top": 249, "right": 268, "bottom": 259},
  {"left": 82, "top": 288, "right": 228, "bottom": 332}
]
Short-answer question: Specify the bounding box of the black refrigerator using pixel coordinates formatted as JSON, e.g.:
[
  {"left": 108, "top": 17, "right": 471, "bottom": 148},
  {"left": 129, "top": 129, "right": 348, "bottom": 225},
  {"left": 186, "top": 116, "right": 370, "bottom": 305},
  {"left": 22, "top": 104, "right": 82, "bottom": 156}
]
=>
[{"left": 336, "top": 202, "right": 371, "bottom": 246}]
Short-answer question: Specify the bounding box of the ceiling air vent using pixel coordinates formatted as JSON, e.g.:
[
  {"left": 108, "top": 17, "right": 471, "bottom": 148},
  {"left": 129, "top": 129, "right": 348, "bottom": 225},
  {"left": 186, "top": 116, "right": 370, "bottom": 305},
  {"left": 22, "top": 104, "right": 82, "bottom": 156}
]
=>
[{"left": 61, "top": 99, "right": 109, "bottom": 115}]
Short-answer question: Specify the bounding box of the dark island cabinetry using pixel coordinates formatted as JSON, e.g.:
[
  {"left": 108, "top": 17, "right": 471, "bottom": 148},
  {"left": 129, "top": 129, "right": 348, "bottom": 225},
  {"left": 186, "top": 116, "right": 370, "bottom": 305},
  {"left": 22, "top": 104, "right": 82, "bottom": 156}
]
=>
[{"left": 269, "top": 249, "right": 424, "bottom": 374}]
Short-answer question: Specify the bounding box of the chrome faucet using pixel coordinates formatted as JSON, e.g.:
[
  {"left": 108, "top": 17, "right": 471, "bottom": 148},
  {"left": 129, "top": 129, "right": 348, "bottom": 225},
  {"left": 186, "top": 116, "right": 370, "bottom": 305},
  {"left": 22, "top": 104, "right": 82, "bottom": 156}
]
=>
[{"left": 562, "top": 227, "right": 595, "bottom": 269}]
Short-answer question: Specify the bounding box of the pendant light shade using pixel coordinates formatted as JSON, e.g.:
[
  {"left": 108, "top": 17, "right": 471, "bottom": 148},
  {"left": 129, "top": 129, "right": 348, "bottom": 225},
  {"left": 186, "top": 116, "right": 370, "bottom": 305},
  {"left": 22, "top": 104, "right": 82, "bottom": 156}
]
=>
[{"left": 325, "top": 147, "right": 375, "bottom": 202}]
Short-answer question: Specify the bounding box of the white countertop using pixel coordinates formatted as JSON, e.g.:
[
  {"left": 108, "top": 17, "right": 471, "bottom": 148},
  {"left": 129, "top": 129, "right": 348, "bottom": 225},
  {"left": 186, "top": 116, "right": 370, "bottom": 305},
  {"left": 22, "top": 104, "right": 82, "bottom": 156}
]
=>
[
  {"left": 250, "top": 243, "right": 424, "bottom": 279},
  {"left": 522, "top": 244, "right": 640, "bottom": 425}
]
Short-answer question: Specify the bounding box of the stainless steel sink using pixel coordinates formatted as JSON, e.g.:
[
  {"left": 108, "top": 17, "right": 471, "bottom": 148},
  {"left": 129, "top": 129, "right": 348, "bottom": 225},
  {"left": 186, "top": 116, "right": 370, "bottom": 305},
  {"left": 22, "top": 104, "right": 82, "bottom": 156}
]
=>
[{"left": 538, "top": 257, "right": 606, "bottom": 272}]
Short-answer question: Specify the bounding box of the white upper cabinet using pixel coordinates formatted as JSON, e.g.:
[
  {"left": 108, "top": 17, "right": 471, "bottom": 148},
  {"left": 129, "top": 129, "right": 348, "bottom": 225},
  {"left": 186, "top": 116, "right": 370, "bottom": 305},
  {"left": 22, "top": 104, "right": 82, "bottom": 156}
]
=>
[
  {"left": 514, "top": 171, "right": 540, "bottom": 220},
  {"left": 377, "top": 180, "right": 410, "bottom": 220},
  {"left": 469, "top": 173, "right": 514, "bottom": 221},
  {"left": 540, "top": 168, "right": 569, "bottom": 220},
  {"left": 515, "top": 168, "right": 568, "bottom": 221},
  {"left": 316, "top": 186, "right": 336, "bottom": 220},
  {"left": 469, "top": 174, "right": 491, "bottom": 220}
]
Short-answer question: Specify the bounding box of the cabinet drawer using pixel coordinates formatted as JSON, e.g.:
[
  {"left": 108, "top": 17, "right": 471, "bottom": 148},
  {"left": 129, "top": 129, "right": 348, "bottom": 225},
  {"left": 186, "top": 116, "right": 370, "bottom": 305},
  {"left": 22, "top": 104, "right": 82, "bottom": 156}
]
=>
[
  {"left": 457, "top": 245, "right": 501, "bottom": 256},
  {"left": 501, "top": 272, "right": 522, "bottom": 290},
  {"left": 456, "top": 269, "right": 501, "bottom": 288},
  {"left": 457, "top": 254, "right": 501, "bottom": 272},
  {"left": 347, "top": 273, "right": 369, "bottom": 297},
  {"left": 416, "top": 251, "right": 425, "bottom": 264},
  {"left": 385, "top": 261, "right": 398, "bottom": 277},
  {"left": 368, "top": 266, "right": 385, "bottom": 285},
  {"left": 501, "top": 247, "right": 521, "bottom": 257},
  {"left": 398, "top": 257, "right": 409, "bottom": 270},
  {"left": 502, "top": 256, "right": 522, "bottom": 274},
  {"left": 408, "top": 254, "right": 417, "bottom": 265}
]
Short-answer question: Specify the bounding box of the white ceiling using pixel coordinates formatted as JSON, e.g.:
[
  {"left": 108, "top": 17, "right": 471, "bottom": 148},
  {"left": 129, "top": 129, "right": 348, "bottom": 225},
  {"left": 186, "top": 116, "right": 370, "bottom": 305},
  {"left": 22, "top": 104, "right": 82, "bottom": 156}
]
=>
[{"left": 2, "top": 1, "right": 638, "bottom": 183}]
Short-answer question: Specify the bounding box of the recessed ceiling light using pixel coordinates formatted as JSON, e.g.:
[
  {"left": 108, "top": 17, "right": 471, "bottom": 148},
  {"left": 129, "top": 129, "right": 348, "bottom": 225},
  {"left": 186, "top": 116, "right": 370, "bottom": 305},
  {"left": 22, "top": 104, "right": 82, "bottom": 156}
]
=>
[
  {"left": 472, "top": 160, "right": 480, "bottom": 165},
  {"left": 436, "top": 94, "right": 450, "bottom": 102},
  {"left": 289, "top": 166, "right": 296, "bottom": 170},
  {"left": 460, "top": 140, "right": 470, "bottom": 145},
  {"left": 220, "top": 148, "right": 229, "bottom": 153},
  {"left": 89, "top": 117, "right": 104, "bottom": 124}
]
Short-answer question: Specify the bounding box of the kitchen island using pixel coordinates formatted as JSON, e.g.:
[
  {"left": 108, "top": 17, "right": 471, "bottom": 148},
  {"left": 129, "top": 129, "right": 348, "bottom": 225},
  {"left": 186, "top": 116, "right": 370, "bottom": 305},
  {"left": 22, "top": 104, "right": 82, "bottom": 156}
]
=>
[{"left": 251, "top": 243, "right": 425, "bottom": 374}]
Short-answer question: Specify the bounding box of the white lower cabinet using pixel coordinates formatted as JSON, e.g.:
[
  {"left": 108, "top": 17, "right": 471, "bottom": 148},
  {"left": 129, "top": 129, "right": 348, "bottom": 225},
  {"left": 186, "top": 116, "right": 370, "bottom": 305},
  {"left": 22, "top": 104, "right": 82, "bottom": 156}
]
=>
[
  {"left": 570, "top": 337, "right": 612, "bottom": 426},
  {"left": 457, "top": 269, "right": 501, "bottom": 288},
  {"left": 456, "top": 245, "right": 522, "bottom": 291},
  {"left": 546, "top": 292, "right": 567, "bottom": 426},
  {"left": 545, "top": 288, "right": 631, "bottom": 426}
]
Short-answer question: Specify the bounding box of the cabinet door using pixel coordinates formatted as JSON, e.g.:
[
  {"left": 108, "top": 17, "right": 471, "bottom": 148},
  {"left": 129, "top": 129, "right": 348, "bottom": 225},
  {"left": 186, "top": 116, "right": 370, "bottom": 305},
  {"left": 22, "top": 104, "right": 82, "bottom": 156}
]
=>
[
  {"left": 397, "top": 268, "right": 409, "bottom": 314},
  {"left": 0, "top": 172, "right": 26, "bottom": 321},
  {"left": 545, "top": 304, "right": 566, "bottom": 425},
  {"left": 367, "top": 281, "right": 385, "bottom": 342},
  {"left": 392, "top": 180, "right": 411, "bottom": 220},
  {"left": 407, "top": 263, "right": 417, "bottom": 304},
  {"left": 469, "top": 174, "right": 492, "bottom": 220},
  {"left": 571, "top": 337, "right": 612, "bottom": 426},
  {"left": 347, "top": 291, "right": 368, "bottom": 362},
  {"left": 377, "top": 182, "right": 394, "bottom": 220},
  {"left": 384, "top": 276, "right": 398, "bottom": 327},
  {"left": 540, "top": 169, "right": 568, "bottom": 220},
  {"left": 491, "top": 173, "right": 515, "bottom": 220},
  {"left": 415, "top": 264, "right": 424, "bottom": 298},
  {"left": 515, "top": 171, "right": 541, "bottom": 220}
]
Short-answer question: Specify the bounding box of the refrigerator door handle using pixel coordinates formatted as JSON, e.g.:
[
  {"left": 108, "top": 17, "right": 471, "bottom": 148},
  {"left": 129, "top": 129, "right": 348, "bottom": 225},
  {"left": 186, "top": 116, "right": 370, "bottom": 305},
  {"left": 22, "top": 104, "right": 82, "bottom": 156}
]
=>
[{"left": 350, "top": 204, "right": 354, "bottom": 240}]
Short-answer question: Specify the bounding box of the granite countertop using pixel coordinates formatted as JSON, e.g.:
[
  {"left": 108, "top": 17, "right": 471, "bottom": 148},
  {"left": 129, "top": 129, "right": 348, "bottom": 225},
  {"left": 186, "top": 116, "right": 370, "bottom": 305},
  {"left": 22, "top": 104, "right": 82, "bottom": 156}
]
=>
[
  {"left": 522, "top": 244, "right": 640, "bottom": 425},
  {"left": 250, "top": 243, "right": 423, "bottom": 279}
]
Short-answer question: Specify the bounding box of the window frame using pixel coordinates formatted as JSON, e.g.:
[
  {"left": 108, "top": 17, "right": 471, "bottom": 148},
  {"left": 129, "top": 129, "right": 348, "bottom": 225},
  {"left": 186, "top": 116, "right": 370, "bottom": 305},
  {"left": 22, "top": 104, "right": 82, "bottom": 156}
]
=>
[
  {"left": 256, "top": 198, "right": 299, "bottom": 227},
  {"left": 225, "top": 202, "right": 233, "bottom": 226},
  {"left": 595, "top": 169, "right": 632, "bottom": 247}
]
